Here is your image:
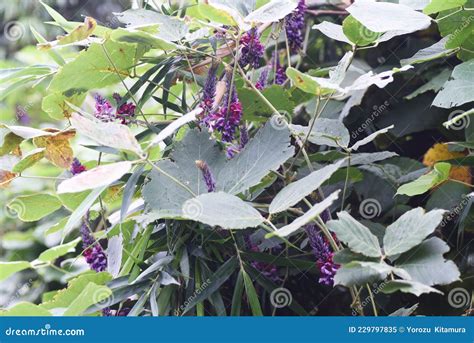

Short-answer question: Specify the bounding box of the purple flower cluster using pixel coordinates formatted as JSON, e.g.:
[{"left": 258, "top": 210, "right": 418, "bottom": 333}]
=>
[
  {"left": 246, "top": 238, "right": 280, "bottom": 282},
  {"left": 201, "top": 64, "right": 218, "bottom": 112},
  {"left": 80, "top": 218, "right": 108, "bottom": 272},
  {"left": 94, "top": 93, "right": 136, "bottom": 125},
  {"left": 255, "top": 68, "right": 269, "bottom": 91},
  {"left": 239, "top": 27, "right": 264, "bottom": 69},
  {"left": 196, "top": 160, "right": 216, "bottom": 192},
  {"left": 70, "top": 158, "right": 87, "bottom": 175},
  {"left": 285, "top": 0, "right": 306, "bottom": 52},
  {"left": 202, "top": 73, "right": 243, "bottom": 142},
  {"left": 273, "top": 53, "right": 287, "bottom": 85},
  {"left": 305, "top": 224, "right": 339, "bottom": 286},
  {"left": 226, "top": 125, "right": 249, "bottom": 159}
]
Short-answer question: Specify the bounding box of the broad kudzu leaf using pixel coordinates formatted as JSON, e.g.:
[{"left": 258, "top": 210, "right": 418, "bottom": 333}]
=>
[
  {"left": 244, "top": 0, "right": 297, "bottom": 24},
  {"left": 7, "top": 193, "right": 62, "bottom": 222},
  {"left": 400, "top": 37, "right": 457, "bottom": 66},
  {"left": 433, "top": 60, "right": 474, "bottom": 108},
  {"left": 110, "top": 28, "right": 179, "bottom": 51},
  {"left": 342, "top": 15, "right": 381, "bottom": 47},
  {"left": 38, "top": 16, "right": 97, "bottom": 50},
  {"left": 144, "top": 119, "right": 294, "bottom": 219},
  {"left": 269, "top": 190, "right": 340, "bottom": 238},
  {"left": 394, "top": 237, "right": 460, "bottom": 286},
  {"left": 291, "top": 119, "right": 350, "bottom": 148},
  {"left": 182, "top": 192, "right": 264, "bottom": 229},
  {"left": 41, "top": 272, "right": 112, "bottom": 310},
  {"left": 269, "top": 159, "right": 346, "bottom": 214},
  {"left": 0, "top": 131, "right": 23, "bottom": 155},
  {"left": 42, "top": 91, "right": 86, "bottom": 120},
  {"left": 71, "top": 113, "right": 143, "bottom": 156},
  {"left": 327, "top": 211, "right": 382, "bottom": 258},
  {"left": 396, "top": 162, "right": 451, "bottom": 196},
  {"left": 350, "top": 125, "right": 394, "bottom": 151},
  {"left": 313, "top": 22, "right": 352, "bottom": 45},
  {"left": 12, "top": 148, "right": 45, "bottom": 173},
  {"left": 423, "top": 0, "right": 466, "bottom": 14},
  {"left": 57, "top": 161, "right": 132, "bottom": 194},
  {"left": 0, "top": 261, "right": 31, "bottom": 281},
  {"left": 347, "top": 0, "right": 431, "bottom": 34},
  {"left": 0, "top": 302, "right": 52, "bottom": 316},
  {"left": 63, "top": 282, "right": 112, "bottom": 316},
  {"left": 49, "top": 39, "right": 142, "bottom": 92},
  {"left": 33, "top": 129, "right": 76, "bottom": 168},
  {"left": 36, "top": 237, "right": 81, "bottom": 263},
  {"left": 381, "top": 280, "right": 443, "bottom": 296},
  {"left": 334, "top": 261, "right": 393, "bottom": 287},
  {"left": 383, "top": 207, "right": 445, "bottom": 257}
]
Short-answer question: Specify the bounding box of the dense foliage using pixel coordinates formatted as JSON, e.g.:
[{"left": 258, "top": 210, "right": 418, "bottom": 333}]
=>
[{"left": 1, "top": 0, "right": 473, "bottom": 317}]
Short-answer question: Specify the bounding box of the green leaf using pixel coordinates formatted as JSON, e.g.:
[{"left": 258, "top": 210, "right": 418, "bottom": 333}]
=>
[
  {"left": 197, "top": 4, "right": 238, "bottom": 26},
  {"left": 70, "top": 113, "right": 143, "bottom": 156},
  {"left": 396, "top": 162, "right": 451, "bottom": 196},
  {"left": 38, "top": 17, "right": 97, "bottom": 50},
  {"left": 381, "top": 280, "right": 443, "bottom": 296},
  {"left": 182, "top": 192, "right": 264, "bottom": 229},
  {"left": 63, "top": 282, "right": 112, "bottom": 316},
  {"left": 231, "top": 271, "right": 245, "bottom": 316},
  {"left": 49, "top": 39, "right": 142, "bottom": 92},
  {"left": 45, "top": 216, "right": 69, "bottom": 236},
  {"left": 350, "top": 125, "right": 394, "bottom": 151},
  {"left": 327, "top": 211, "right": 382, "bottom": 258},
  {"left": 0, "top": 302, "right": 52, "bottom": 316},
  {"left": 36, "top": 237, "right": 81, "bottom": 263},
  {"left": 424, "top": 0, "right": 466, "bottom": 14},
  {"left": 57, "top": 161, "right": 132, "bottom": 194},
  {"left": 433, "top": 60, "right": 474, "bottom": 108},
  {"left": 395, "top": 237, "right": 460, "bottom": 286},
  {"left": 0, "top": 131, "right": 23, "bottom": 156},
  {"left": 245, "top": 0, "right": 297, "bottom": 24},
  {"left": 334, "top": 261, "right": 393, "bottom": 287},
  {"left": 239, "top": 85, "right": 295, "bottom": 122},
  {"left": 242, "top": 270, "right": 263, "bottom": 316},
  {"left": 342, "top": 15, "right": 381, "bottom": 47},
  {"left": 347, "top": 0, "right": 431, "bottom": 33},
  {"left": 401, "top": 37, "right": 457, "bottom": 66},
  {"left": 383, "top": 207, "right": 445, "bottom": 257},
  {"left": 12, "top": 148, "right": 45, "bottom": 173},
  {"left": 269, "top": 190, "right": 340, "bottom": 238},
  {"left": 42, "top": 91, "right": 86, "bottom": 120},
  {"left": 313, "top": 22, "right": 352, "bottom": 45},
  {"left": 41, "top": 272, "right": 112, "bottom": 310},
  {"left": 291, "top": 119, "right": 350, "bottom": 148},
  {"left": 7, "top": 193, "right": 62, "bottom": 222},
  {"left": 110, "top": 28, "right": 179, "bottom": 51},
  {"left": 0, "top": 261, "right": 31, "bottom": 281},
  {"left": 286, "top": 67, "right": 339, "bottom": 96},
  {"left": 269, "top": 159, "right": 345, "bottom": 214}
]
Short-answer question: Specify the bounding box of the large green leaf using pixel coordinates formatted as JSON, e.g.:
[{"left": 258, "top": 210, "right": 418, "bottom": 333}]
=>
[
  {"left": 383, "top": 208, "right": 445, "bottom": 257},
  {"left": 433, "top": 60, "right": 474, "bottom": 108},
  {"left": 269, "top": 159, "right": 345, "bottom": 214},
  {"left": 424, "top": 0, "right": 466, "bottom": 14},
  {"left": 381, "top": 280, "right": 443, "bottom": 296},
  {"left": 334, "top": 261, "right": 393, "bottom": 287},
  {"left": 7, "top": 193, "right": 62, "bottom": 222},
  {"left": 269, "top": 190, "right": 340, "bottom": 238},
  {"left": 244, "top": 0, "right": 297, "bottom": 23},
  {"left": 291, "top": 119, "right": 350, "bottom": 148},
  {"left": 396, "top": 162, "right": 451, "bottom": 196},
  {"left": 347, "top": 0, "right": 431, "bottom": 33},
  {"left": 342, "top": 15, "right": 381, "bottom": 47},
  {"left": 49, "top": 39, "right": 141, "bottom": 92},
  {"left": 63, "top": 282, "right": 112, "bottom": 316},
  {"left": 395, "top": 237, "right": 460, "bottom": 286},
  {"left": 182, "top": 192, "right": 264, "bottom": 229},
  {"left": 0, "top": 261, "right": 31, "bottom": 281},
  {"left": 0, "top": 302, "right": 52, "bottom": 316},
  {"left": 36, "top": 237, "right": 81, "bottom": 263},
  {"left": 327, "top": 212, "right": 382, "bottom": 258}
]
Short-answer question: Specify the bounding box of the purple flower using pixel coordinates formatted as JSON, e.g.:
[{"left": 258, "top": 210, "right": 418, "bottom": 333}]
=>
[
  {"left": 285, "top": 0, "right": 306, "bottom": 52},
  {"left": 94, "top": 94, "right": 115, "bottom": 123},
  {"left": 196, "top": 160, "right": 216, "bottom": 192},
  {"left": 113, "top": 93, "right": 136, "bottom": 125},
  {"left": 273, "top": 53, "right": 287, "bottom": 85},
  {"left": 256, "top": 68, "right": 269, "bottom": 90},
  {"left": 70, "top": 158, "right": 87, "bottom": 175},
  {"left": 305, "top": 224, "right": 339, "bottom": 286},
  {"left": 239, "top": 27, "right": 264, "bottom": 69},
  {"left": 201, "top": 64, "right": 218, "bottom": 112},
  {"left": 246, "top": 236, "right": 280, "bottom": 282},
  {"left": 80, "top": 217, "right": 107, "bottom": 273},
  {"left": 226, "top": 126, "right": 249, "bottom": 158},
  {"left": 203, "top": 72, "right": 243, "bottom": 143}
]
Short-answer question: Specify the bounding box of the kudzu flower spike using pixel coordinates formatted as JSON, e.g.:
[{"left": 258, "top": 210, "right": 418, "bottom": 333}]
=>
[{"left": 196, "top": 160, "right": 216, "bottom": 192}]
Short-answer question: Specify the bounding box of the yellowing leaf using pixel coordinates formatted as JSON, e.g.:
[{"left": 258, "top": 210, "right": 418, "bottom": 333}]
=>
[
  {"left": 38, "top": 17, "right": 97, "bottom": 50},
  {"left": 33, "top": 129, "right": 76, "bottom": 168}
]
